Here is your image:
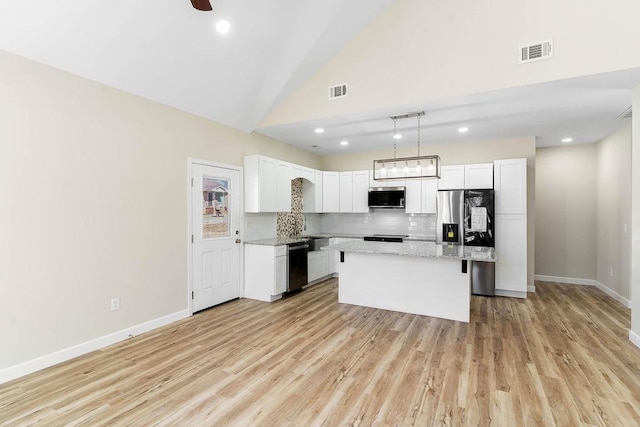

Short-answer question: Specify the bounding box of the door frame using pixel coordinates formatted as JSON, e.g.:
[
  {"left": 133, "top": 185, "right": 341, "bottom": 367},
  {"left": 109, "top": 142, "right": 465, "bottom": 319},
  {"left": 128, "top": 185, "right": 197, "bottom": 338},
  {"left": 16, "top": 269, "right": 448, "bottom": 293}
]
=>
[{"left": 187, "top": 158, "right": 244, "bottom": 315}]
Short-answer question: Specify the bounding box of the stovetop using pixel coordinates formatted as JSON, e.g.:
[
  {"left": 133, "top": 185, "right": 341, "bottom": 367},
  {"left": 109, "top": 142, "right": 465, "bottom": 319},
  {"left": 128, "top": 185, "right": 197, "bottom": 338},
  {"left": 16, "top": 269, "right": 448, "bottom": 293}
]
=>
[{"left": 363, "top": 234, "right": 408, "bottom": 242}]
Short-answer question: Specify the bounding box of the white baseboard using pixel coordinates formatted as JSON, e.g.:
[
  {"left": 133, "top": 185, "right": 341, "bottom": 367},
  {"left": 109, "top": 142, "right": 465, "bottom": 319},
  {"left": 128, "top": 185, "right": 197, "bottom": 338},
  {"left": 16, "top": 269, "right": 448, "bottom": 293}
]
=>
[
  {"left": 495, "top": 289, "right": 527, "bottom": 299},
  {"left": 0, "top": 309, "right": 190, "bottom": 385},
  {"left": 630, "top": 330, "right": 640, "bottom": 350},
  {"left": 534, "top": 274, "right": 594, "bottom": 286},
  {"left": 528, "top": 285, "right": 536, "bottom": 293},
  {"left": 534, "top": 275, "right": 631, "bottom": 308},
  {"left": 593, "top": 280, "right": 631, "bottom": 308}
]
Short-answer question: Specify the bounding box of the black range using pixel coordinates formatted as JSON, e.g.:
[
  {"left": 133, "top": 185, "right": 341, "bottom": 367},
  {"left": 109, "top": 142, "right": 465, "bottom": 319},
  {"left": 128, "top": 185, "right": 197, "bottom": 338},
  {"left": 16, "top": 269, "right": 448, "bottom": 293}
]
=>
[{"left": 363, "top": 234, "right": 408, "bottom": 243}]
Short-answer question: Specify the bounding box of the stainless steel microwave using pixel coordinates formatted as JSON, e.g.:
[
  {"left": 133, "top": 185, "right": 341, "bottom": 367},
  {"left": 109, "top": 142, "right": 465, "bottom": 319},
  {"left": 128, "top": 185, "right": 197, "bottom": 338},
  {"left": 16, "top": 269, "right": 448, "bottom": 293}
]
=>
[{"left": 368, "top": 187, "right": 405, "bottom": 208}]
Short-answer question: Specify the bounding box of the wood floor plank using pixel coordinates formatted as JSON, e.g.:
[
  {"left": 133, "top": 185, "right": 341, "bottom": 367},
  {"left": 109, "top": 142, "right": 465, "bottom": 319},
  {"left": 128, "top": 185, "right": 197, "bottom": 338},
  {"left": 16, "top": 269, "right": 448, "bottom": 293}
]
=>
[{"left": 2, "top": 279, "right": 640, "bottom": 426}]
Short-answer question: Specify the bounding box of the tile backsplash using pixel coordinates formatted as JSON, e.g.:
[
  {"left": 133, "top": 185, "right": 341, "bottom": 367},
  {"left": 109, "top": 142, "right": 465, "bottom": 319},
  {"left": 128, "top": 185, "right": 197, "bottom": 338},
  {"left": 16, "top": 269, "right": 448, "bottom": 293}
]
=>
[
  {"left": 247, "top": 178, "right": 435, "bottom": 240},
  {"left": 321, "top": 211, "right": 436, "bottom": 239},
  {"left": 277, "top": 178, "right": 303, "bottom": 238}
]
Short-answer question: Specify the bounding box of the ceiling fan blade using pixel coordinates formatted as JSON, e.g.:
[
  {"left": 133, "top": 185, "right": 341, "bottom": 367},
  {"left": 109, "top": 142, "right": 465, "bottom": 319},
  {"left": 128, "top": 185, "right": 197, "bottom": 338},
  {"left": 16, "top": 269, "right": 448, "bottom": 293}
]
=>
[{"left": 191, "top": 0, "right": 212, "bottom": 11}]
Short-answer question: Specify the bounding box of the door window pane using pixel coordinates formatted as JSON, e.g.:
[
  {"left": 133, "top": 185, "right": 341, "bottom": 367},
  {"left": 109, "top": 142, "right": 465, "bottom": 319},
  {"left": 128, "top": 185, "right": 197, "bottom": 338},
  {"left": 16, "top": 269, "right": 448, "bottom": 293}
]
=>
[{"left": 202, "top": 176, "right": 230, "bottom": 239}]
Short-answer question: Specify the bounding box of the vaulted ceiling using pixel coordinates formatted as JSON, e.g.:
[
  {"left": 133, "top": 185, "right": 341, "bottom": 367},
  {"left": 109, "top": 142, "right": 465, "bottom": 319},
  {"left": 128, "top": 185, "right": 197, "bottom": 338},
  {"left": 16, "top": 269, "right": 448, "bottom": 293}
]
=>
[{"left": 0, "top": 0, "right": 637, "bottom": 154}]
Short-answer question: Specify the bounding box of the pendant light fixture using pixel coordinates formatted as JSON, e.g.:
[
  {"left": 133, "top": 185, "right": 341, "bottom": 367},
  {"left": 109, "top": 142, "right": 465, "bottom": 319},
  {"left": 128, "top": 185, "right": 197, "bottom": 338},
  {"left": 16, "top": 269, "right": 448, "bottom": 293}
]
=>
[{"left": 373, "top": 111, "right": 441, "bottom": 181}]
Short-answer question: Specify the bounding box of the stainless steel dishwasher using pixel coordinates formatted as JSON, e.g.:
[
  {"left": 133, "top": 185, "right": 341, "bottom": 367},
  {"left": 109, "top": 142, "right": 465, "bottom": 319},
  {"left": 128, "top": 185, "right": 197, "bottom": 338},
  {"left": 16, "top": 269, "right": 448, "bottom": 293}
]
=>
[{"left": 286, "top": 242, "right": 309, "bottom": 293}]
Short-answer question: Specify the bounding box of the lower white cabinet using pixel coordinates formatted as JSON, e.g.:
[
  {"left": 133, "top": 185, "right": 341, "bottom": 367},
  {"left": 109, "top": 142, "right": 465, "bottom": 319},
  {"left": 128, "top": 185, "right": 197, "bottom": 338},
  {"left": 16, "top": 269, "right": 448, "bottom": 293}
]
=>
[
  {"left": 308, "top": 251, "right": 329, "bottom": 282},
  {"left": 244, "top": 244, "right": 288, "bottom": 302},
  {"left": 328, "top": 238, "right": 347, "bottom": 274},
  {"left": 495, "top": 214, "right": 527, "bottom": 295}
]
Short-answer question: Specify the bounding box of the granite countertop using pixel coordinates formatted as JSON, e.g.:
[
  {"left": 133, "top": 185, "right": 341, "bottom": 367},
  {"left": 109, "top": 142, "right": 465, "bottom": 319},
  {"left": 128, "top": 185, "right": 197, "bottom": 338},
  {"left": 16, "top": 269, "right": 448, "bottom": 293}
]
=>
[
  {"left": 324, "top": 240, "right": 496, "bottom": 262},
  {"left": 245, "top": 234, "right": 436, "bottom": 246},
  {"left": 244, "top": 237, "right": 310, "bottom": 246}
]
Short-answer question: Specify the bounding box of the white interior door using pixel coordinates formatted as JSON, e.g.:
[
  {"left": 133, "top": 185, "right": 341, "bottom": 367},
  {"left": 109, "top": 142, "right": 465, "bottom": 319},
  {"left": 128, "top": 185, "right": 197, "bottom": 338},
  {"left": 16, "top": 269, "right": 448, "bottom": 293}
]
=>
[{"left": 191, "top": 161, "right": 242, "bottom": 312}]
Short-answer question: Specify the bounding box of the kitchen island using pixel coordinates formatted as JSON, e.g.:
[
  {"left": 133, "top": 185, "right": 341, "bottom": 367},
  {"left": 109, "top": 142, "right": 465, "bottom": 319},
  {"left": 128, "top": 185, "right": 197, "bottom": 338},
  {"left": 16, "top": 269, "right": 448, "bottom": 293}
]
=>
[{"left": 325, "top": 240, "right": 496, "bottom": 323}]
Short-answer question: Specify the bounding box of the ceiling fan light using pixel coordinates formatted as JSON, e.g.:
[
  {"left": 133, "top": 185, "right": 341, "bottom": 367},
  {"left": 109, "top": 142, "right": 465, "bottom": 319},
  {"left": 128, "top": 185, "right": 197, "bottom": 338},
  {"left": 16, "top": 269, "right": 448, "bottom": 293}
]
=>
[{"left": 216, "top": 19, "right": 231, "bottom": 34}]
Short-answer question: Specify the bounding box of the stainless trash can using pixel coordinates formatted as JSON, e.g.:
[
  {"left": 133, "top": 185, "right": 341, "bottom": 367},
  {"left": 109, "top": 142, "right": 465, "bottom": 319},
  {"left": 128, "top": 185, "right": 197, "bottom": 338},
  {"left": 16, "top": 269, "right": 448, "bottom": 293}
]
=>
[{"left": 471, "top": 261, "right": 495, "bottom": 296}]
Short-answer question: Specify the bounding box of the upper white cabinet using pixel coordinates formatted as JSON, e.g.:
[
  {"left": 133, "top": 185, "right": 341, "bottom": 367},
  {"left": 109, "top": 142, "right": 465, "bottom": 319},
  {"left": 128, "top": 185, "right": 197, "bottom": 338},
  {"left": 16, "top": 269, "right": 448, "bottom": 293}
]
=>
[
  {"left": 406, "top": 179, "right": 438, "bottom": 214},
  {"left": 464, "top": 163, "right": 493, "bottom": 189},
  {"left": 438, "top": 165, "right": 465, "bottom": 190},
  {"left": 303, "top": 170, "right": 323, "bottom": 213},
  {"left": 369, "top": 170, "right": 405, "bottom": 188},
  {"left": 339, "top": 172, "right": 353, "bottom": 213},
  {"left": 275, "top": 161, "right": 292, "bottom": 212},
  {"left": 494, "top": 158, "right": 527, "bottom": 214},
  {"left": 352, "top": 170, "right": 370, "bottom": 213},
  {"left": 439, "top": 164, "right": 493, "bottom": 190},
  {"left": 244, "top": 155, "right": 276, "bottom": 212},
  {"left": 322, "top": 171, "right": 340, "bottom": 213}
]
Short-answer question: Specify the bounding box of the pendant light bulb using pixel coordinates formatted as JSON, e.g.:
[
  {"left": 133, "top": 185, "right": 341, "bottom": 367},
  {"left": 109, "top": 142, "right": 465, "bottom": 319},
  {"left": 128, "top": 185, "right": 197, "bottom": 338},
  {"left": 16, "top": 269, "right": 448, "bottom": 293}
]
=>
[
  {"left": 380, "top": 163, "right": 386, "bottom": 174},
  {"left": 404, "top": 162, "right": 409, "bottom": 173},
  {"left": 427, "top": 159, "right": 435, "bottom": 172},
  {"left": 392, "top": 163, "right": 397, "bottom": 174}
]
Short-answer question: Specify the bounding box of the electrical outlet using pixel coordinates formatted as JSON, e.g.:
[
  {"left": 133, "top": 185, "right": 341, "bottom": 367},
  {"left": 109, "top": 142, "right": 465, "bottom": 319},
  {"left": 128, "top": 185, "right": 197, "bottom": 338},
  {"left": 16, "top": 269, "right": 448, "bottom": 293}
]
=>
[
  {"left": 623, "top": 223, "right": 628, "bottom": 234},
  {"left": 110, "top": 297, "right": 120, "bottom": 311},
  {"left": 609, "top": 267, "right": 614, "bottom": 278}
]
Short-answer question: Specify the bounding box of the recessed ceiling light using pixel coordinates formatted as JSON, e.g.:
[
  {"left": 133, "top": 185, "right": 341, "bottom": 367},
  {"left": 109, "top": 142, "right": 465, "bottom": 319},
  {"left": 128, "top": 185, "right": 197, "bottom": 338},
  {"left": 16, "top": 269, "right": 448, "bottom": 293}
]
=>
[
  {"left": 314, "top": 128, "right": 324, "bottom": 134},
  {"left": 215, "top": 19, "right": 231, "bottom": 34},
  {"left": 393, "top": 134, "right": 402, "bottom": 140},
  {"left": 340, "top": 140, "right": 349, "bottom": 146},
  {"left": 458, "top": 127, "right": 469, "bottom": 133},
  {"left": 562, "top": 137, "right": 573, "bottom": 143}
]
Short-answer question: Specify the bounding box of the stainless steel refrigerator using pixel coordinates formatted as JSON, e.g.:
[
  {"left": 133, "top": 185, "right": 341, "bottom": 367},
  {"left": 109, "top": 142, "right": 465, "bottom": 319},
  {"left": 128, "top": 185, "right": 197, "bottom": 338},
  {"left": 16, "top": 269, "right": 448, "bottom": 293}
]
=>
[{"left": 436, "top": 189, "right": 495, "bottom": 296}]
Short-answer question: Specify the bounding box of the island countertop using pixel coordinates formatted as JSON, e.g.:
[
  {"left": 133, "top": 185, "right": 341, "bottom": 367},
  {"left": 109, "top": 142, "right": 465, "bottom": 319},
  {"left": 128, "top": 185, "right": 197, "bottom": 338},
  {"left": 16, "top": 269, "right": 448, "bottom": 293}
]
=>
[{"left": 325, "top": 240, "right": 496, "bottom": 262}]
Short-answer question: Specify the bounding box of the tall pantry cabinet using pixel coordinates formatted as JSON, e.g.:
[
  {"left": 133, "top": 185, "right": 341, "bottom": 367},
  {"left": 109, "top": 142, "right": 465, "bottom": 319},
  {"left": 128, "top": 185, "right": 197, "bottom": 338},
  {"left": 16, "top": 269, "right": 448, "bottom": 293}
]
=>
[{"left": 493, "top": 158, "right": 528, "bottom": 297}]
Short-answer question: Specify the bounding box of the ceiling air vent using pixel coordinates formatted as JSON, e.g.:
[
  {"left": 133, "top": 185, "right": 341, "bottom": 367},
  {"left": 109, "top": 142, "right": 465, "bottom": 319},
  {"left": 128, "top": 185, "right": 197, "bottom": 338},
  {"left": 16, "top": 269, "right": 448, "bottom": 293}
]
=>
[
  {"left": 618, "top": 106, "right": 632, "bottom": 119},
  {"left": 329, "top": 83, "right": 348, "bottom": 99},
  {"left": 519, "top": 39, "right": 553, "bottom": 64}
]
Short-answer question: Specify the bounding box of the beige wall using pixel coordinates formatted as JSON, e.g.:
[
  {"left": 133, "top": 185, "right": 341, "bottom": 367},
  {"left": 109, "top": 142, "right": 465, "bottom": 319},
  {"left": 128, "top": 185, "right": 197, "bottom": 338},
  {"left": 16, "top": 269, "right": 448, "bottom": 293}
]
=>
[
  {"left": 535, "top": 144, "right": 598, "bottom": 279},
  {"left": 597, "top": 124, "right": 632, "bottom": 299},
  {"left": 631, "top": 84, "right": 640, "bottom": 339},
  {"left": 261, "top": 0, "right": 640, "bottom": 128},
  {"left": 321, "top": 136, "right": 537, "bottom": 288},
  {"left": 0, "top": 50, "right": 321, "bottom": 369}
]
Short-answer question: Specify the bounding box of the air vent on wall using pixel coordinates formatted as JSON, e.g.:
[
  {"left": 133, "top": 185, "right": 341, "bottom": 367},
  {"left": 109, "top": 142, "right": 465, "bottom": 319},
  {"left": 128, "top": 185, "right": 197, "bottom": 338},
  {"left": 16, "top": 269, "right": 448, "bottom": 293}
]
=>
[
  {"left": 329, "top": 83, "right": 348, "bottom": 99},
  {"left": 618, "top": 106, "right": 632, "bottom": 119},
  {"left": 519, "top": 39, "right": 553, "bottom": 64}
]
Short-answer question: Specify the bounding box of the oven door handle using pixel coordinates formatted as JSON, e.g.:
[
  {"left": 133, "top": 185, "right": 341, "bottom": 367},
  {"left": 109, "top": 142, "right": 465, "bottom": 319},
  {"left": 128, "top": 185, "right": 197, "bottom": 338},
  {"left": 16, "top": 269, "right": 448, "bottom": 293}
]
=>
[{"left": 288, "top": 244, "right": 309, "bottom": 251}]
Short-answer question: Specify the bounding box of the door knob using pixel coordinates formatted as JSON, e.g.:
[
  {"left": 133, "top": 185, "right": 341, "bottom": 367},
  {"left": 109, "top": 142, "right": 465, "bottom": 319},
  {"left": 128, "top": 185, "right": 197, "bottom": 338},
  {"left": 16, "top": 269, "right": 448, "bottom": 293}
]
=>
[{"left": 235, "top": 239, "right": 242, "bottom": 244}]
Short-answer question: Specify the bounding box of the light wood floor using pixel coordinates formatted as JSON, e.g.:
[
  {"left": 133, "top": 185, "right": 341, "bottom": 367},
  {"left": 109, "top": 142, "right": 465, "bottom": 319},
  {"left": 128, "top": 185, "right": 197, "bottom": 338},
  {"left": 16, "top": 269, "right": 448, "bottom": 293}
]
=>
[{"left": 2, "top": 280, "right": 640, "bottom": 426}]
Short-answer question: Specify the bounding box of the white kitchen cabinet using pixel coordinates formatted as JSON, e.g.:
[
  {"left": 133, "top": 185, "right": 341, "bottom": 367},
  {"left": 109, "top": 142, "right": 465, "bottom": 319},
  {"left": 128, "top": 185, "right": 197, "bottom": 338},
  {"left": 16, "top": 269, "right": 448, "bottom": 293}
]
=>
[
  {"left": 290, "top": 165, "right": 315, "bottom": 184},
  {"left": 352, "top": 170, "right": 370, "bottom": 213},
  {"left": 328, "top": 237, "right": 347, "bottom": 274},
  {"left": 322, "top": 171, "right": 340, "bottom": 213},
  {"left": 302, "top": 167, "right": 315, "bottom": 183},
  {"left": 406, "top": 179, "right": 438, "bottom": 214},
  {"left": 290, "top": 164, "right": 304, "bottom": 181},
  {"left": 275, "top": 161, "right": 292, "bottom": 212},
  {"left": 422, "top": 179, "right": 438, "bottom": 213},
  {"left": 438, "top": 165, "right": 465, "bottom": 190},
  {"left": 405, "top": 180, "right": 422, "bottom": 213},
  {"left": 339, "top": 172, "right": 353, "bottom": 213},
  {"left": 308, "top": 251, "right": 329, "bottom": 282},
  {"left": 303, "top": 170, "right": 323, "bottom": 213},
  {"left": 438, "top": 164, "right": 493, "bottom": 190},
  {"left": 244, "top": 155, "right": 276, "bottom": 212},
  {"left": 244, "top": 244, "right": 288, "bottom": 302},
  {"left": 464, "top": 163, "right": 493, "bottom": 189},
  {"left": 495, "top": 214, "right": 527, "bottom": 296},
  {"left": 369, "top": 170, "right": 405, "bottom": 188},
  {"left": 494, "top": 158, "right": 527, "bottom": 215}
]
